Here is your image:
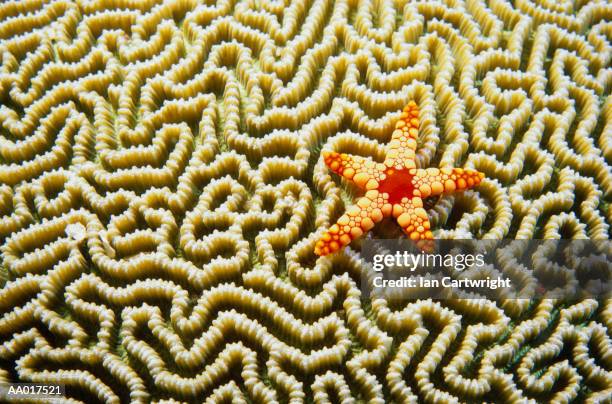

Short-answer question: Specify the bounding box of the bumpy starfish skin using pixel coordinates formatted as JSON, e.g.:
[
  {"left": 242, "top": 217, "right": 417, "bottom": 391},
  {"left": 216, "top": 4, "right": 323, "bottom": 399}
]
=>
[{"left": 314, "top": 101, "right": 485, "bottom": 256}]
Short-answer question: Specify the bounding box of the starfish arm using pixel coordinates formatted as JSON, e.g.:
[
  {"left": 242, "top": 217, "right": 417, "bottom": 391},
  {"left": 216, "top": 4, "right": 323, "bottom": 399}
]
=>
[
  {"left": 314, "top": 191, "right": 391, "bottom": 256},
  {"left": 322, "top": 151, "right": 385, "bottom": 190},
  {"left": 447, "top": 168, "right": 485, "bottom": 192},
  {"left": 391, "top": 197, "right": 433, "bottom": 242},
  {"left": 411, "top": 167, "right": 485, "bottom": 198},
  {"left": 384, "top": 101, "right": 420, "bottom": 170}
]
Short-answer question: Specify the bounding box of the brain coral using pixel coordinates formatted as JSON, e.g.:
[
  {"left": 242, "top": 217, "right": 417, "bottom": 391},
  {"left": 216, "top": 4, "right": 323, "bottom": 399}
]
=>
[{"left": 0, "top": 0, "right": 611, "bottom": 403}]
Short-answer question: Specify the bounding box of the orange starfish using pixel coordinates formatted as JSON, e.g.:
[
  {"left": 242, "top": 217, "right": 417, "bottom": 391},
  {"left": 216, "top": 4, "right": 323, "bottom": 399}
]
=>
[{"left": 314, "top": 101, "right": 485, "bottom": 256}]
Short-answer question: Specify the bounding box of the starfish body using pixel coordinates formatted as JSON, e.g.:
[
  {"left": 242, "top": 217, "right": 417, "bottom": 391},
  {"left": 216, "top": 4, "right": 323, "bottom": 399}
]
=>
[{"left": 314, "top": 101, "right": 485, "bottom": 256}]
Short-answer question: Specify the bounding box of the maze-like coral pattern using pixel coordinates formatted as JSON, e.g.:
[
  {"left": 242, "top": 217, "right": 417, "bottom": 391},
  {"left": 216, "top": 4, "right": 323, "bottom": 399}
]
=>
[{"left": 0, "top": 0, "right": 611, "bottom": 402}]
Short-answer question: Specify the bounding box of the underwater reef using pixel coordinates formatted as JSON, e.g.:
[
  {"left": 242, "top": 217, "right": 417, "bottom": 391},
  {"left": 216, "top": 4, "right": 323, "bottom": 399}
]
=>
[{"left": 0, "top": 0, "right": 611, "bottom": 402}]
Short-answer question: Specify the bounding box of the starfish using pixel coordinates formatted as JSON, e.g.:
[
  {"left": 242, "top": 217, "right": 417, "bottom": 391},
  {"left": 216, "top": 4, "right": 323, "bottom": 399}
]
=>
[{"left": 314, "top": 101, "right": 485, "bottom": 256}]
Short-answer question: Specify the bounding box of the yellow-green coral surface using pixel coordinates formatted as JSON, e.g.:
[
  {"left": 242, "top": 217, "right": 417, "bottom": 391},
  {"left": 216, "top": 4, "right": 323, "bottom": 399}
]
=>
[{"left": 0, "top": 0, "right": 611, "bottom": 402}]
